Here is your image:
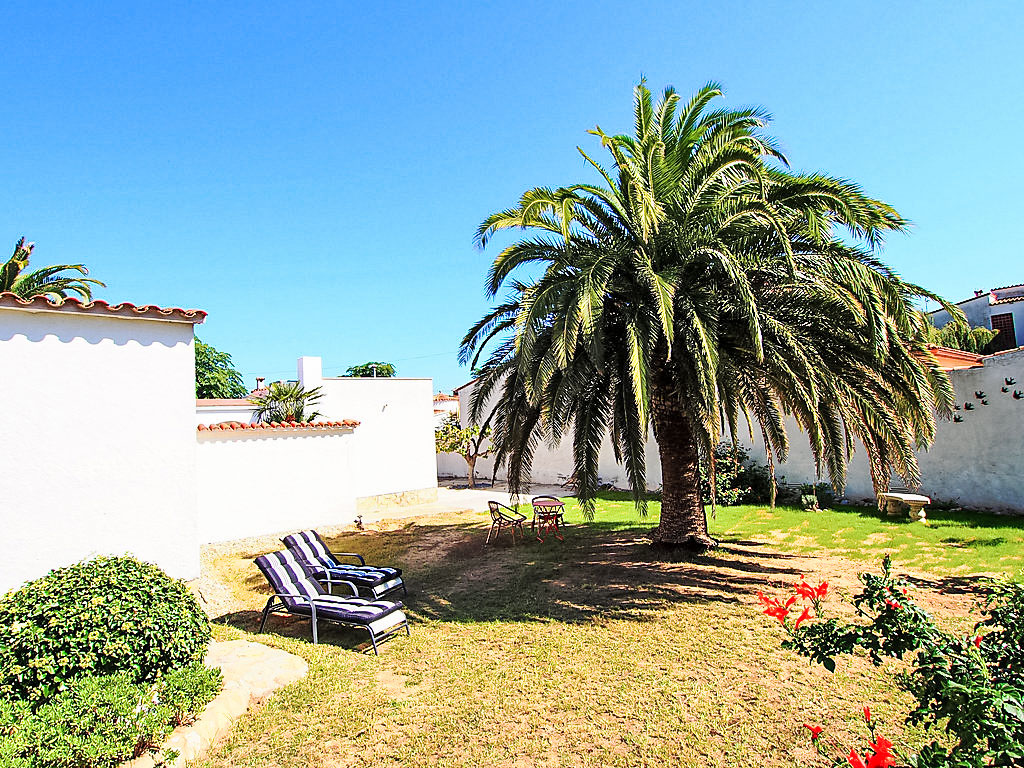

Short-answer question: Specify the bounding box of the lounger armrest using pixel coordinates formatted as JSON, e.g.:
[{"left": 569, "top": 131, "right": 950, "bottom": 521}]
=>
[
  {"left": 329, "top": 551, "right": 366, "bottom": 566},
  {"left": 318, "top": 573, "right": 360, "bottom": 596}
]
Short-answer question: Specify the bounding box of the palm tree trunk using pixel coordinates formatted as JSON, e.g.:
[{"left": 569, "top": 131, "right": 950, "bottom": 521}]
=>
[{"left": 650, "top": 376, "right": 716, "bottom": 551}]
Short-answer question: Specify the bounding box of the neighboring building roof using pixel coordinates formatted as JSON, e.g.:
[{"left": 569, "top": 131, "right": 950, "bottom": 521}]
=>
[
  {"left": 197, "top": 420, "right": 359, "bottom": 432},
  {"left": 992, "top": 296, "right": 1024, "bottom": 306},
  {"left": 196, "top": 398, "right": 254, "bottom": 407},
  {"left": 452, "top": 377, "right": 479, "bottom": 395},
  {"left": 992, "top": 283, "right": 1024, "bottom": 291},
  {"left": 0, "top": 292, "right": 207, "bottom": 323},
  {"left": 926, "top": 345, "right": 984, "bottom": 370},
  {"left": 434, "top": 393, "right": 459, "bottom": 401}
]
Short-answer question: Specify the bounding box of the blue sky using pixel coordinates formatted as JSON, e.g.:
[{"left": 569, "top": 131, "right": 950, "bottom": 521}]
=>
[{"left": 3, "top": 1, "right": 1022, "bottom": 393}]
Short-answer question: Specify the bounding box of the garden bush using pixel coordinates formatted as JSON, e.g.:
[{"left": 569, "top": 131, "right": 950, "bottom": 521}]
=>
[
  {"left": 0, "top": 555, "right": 211, "bottom": 703},
  {"left": 0, "top": 666, "right": 222, "bottom": 768},
  {"left": 158, "top": 663, "right": 223, "bottom": 726},
  {"left": 758, "top": 557, "right": 1024, "bottom": 767},
  {"left": 700, "top": 442, "right": 773, "bottom": 506}
]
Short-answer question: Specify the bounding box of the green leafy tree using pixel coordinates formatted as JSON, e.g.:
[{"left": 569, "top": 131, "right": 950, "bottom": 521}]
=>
[
  {"left": 923, "top": 319, "right": 998, "bottom": 353},
  {"left": 195, "top": 339, "right": 248, "bottom": 399},
  {"left": 1, "top": 237, "right": 104, "bottom": 300},
  {"left": 250, "top": 381, "right": 323, "bottom": 423},
  {"left": 435, "top": 413, "right": 493, "bottom": 488},
  {"left": 461, "top": 80, "right": 955, "bottom": 551},
  {"left": 346, "top": 361, "right": 397, "bottom": 377}
]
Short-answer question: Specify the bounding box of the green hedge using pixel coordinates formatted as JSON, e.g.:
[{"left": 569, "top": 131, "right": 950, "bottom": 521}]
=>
[
  {"left": 0, "top": 665, "right": 222, "bottom": 768},
  {"left": 0, "top": 555, "right": 211, "bottom": 702}
]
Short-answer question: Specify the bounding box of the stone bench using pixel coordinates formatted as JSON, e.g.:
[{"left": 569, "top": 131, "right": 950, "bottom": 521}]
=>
[{"left": 878, "top": 492, "right": 931, "bottom": 522}]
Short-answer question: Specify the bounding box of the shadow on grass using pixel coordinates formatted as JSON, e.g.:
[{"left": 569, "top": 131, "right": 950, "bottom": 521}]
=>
[{"left": 210, "top": 517, "right": 806, "bottom": 635}]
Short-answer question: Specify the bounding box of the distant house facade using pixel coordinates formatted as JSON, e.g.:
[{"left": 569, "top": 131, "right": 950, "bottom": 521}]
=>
[
  {"left": 433, "top": 392, "right": 459, "bottom": 426},
  {"left": 930, "top": 283, "right": 1024, "bottom": 352}
]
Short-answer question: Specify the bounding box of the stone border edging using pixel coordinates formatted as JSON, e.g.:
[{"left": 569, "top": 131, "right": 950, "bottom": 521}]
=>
[{"left": 123, "top": 639, "right": 308, "bottom": 768}]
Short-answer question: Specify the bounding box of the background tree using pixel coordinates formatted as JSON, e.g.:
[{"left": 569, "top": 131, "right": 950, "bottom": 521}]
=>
[
  {"left": 1, "top": 237, "right": 104, "bottom": 300},
  {"left": 922, "top": 319, "right": 998, "bottom": 354},
  {"left": 195, "top": 339, "right": 248, "bottom": 399},
  {"left": 250, "top": 382, "right": 323, "bottom": 423},
  {"left": 345, "top": 361, "right": 396, "bottom": 377},
  {"left": 435, "top": 413, "right": 493, "bottom": 489},
  {"left": 461, "top": 80, "right": 955, "bottom": 551}
]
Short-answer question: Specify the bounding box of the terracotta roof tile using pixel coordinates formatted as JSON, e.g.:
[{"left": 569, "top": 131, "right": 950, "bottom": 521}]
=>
[
  {"left": 992, "top": 295, "right": 1024, "bottom": 305},
  {"left": 197, "top": 419, "right": 359, "bottom": 432},
  {"left": 0, "top": 291, "right": 206, "bottom": 323},
  {"left": 433, "top": 393, "right": 459, "bottom": 401},
  {"left": 925, "top": 345, "right": 985, "bottom": 370}
]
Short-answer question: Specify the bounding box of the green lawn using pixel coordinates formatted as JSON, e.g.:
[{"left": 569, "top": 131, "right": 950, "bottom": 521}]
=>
[
  {"left": 192, "top": 497, "right": 1023, "bottom": 768},
  {"left": 559, "top": 493, "right": 1024, "bottom": 578}
]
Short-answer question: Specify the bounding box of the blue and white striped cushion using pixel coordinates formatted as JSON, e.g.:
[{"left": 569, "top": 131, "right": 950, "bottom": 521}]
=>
[
  {"left": 254, "top": 549, "right": 325, "bottom": 608},
  {"left": 288, "top": 594, "right": 405, "bottom": 626},
  {"left": 283, "top": 531, "right": 403, "bottom": 587}
]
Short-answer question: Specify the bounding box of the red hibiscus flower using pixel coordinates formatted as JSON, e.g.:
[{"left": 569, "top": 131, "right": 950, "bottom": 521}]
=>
[
  {"left": 795, "top": 580, "right": 817, "bottom": 601},
  {"left": 847, "top": 748, "right": 867, "bottom": 768},
  {"left": 973, "top": 635, "right": 982, "bottom": 648},
  {"left": 866, "top": 735, "right": 896, "bottom": 768},
  {"left": 803, "top": 723, "right": 824, "bottom": 741},
  {"left": 794, "top": 607, "right": 813, "bottom": 631},
  {"left": 884, "top": 598, "right": 900, "bottom": 611},
  {"left": 815, "top": 581, "right": 829, "bottom": 598}
]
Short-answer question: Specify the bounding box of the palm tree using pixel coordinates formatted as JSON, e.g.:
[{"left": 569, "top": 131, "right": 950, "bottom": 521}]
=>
[
  {"left": 250, "top": 382, "right": 324, "bottom": 424},
  {"left": 1, "top": 238, "right": 104, "bottom": 300},
  {"left": 460, "top": 81, "right": 956, "bottom": 551}
]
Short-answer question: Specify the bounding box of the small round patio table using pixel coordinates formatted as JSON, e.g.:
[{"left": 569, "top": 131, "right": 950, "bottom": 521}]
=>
[{"left": 531, "top": 497, "right": 565, "bottom": 542}]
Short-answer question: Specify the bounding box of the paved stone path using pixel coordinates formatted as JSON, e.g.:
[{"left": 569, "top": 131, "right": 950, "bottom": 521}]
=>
[{"left": 122, "top": 640, "right": 307, "bottom": 768}]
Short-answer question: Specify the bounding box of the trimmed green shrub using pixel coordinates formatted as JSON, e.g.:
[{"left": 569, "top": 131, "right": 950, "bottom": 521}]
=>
[
  {"left": 0, "top": 555, "right": 211, "bottom": 703},
  {"left": 157, "top": 663, "right": 223, "bottom": 726},
  {"left": 4, "top": 674, "right": 173, "bottom": 768}
]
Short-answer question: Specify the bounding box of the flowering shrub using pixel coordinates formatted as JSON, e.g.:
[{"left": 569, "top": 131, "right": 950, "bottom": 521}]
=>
[{"left": 759, "top": 556, "right": 1024, "bottom": 767}]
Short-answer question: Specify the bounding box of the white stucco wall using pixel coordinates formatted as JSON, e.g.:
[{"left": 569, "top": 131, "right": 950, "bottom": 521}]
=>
[
  {"left": 195, "top": 428, "right": 358, "bottom": 543},
  {"left": 445, "top": 350, "right": 1024, "bottom": 512},
  {"left": 297, "top": 361, "right": 437, "bottom": 499},
  {"left": 0, "top": 307, "right": 200, "bottom": 594},
  {"left": 194, "top": 402, "right": 256, "bottom": 425}
]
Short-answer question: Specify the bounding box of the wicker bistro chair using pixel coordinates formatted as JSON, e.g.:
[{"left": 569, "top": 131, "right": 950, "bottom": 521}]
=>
[
  {"left": 254, "top": 549, "right": 409, "bottom": 654},
  {"left": 486, "top": 501, "right": 527, "bottom": 545},
  {"left": 282, "top": 530, "right": 406, "bottom": 600}
]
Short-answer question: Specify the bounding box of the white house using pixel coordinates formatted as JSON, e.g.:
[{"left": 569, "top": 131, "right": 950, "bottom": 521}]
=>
[
  {"left": 433, "top": 392, "right": 459, "bottom": 426},
  {"left": 931, "top": 283, "right": 1024, "bottom": 352},
  {"left": 0, "top": 293, "right": 206, "bottom": 593}
]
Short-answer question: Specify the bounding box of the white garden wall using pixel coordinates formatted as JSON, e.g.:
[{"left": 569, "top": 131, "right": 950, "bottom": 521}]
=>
[
  {"left": 0, "top": 299, "right": 202, "bottom": 594},
  {"left": 194, "top": 359, "right": 439, "bottom": 543},
  {"left": 302, "top": 362, "right": 438, "bottom": 502},
  {"left": 195, "top": 426, "right": 359, "bottom": 543},
  {"left": 445, "top": 348, "right": 1024, "bottom": 513}
]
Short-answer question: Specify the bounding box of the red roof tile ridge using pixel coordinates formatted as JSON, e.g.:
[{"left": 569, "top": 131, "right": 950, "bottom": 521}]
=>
[
  {"left": 197, "top": 419, "right": 360, "bottom": 432},
  {"left": 0, "top": 291, "right": 207, "bottom": 323}
]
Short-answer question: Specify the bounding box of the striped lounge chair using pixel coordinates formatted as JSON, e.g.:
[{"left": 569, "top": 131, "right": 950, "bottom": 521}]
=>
[
  {"left": 282, "top": 530, "right": 406, "bottom": 600},
  {"left": 254, "top": 549, "right": 409, "bottom": 653}
]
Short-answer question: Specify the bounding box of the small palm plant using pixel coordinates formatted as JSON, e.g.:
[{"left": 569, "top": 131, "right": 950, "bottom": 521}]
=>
[
  {"left": 1, "top": 238, "right": 105, "bottom": 300},
  {"left": 250, "top": 382, "right": 324, "bottom": 424}
]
